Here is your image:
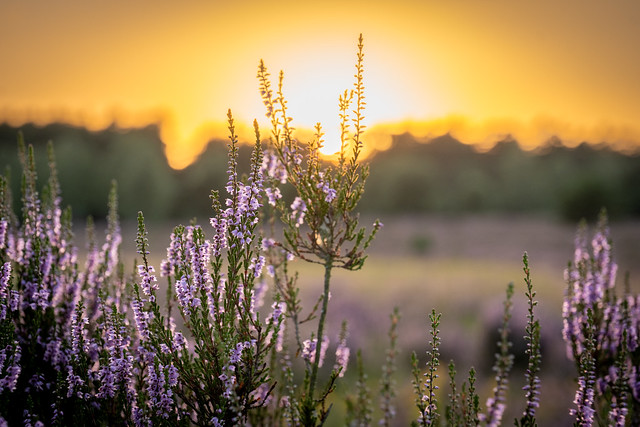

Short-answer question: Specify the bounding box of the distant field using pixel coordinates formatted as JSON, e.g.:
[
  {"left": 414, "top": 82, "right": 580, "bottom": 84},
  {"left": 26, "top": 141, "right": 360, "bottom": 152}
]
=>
[{"left": 87, "top": 213, "right": 640, "bottom": 425}]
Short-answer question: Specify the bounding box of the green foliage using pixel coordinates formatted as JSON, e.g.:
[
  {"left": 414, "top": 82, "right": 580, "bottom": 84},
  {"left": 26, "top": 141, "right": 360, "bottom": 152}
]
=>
[{"left": 4, "top": 122, "right": 640, "bottom": 222}]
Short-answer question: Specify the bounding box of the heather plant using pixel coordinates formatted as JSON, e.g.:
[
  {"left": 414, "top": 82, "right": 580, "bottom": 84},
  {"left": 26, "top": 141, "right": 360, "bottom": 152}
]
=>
[
  {"left": 1, "top": 34, "right": 640, "bottom": 427},
  {"left": 255, "top": 33, "right": 381, "bottom": 425},
  {"left": 563, "top": 211, "right": 640, "bottom": 426}
]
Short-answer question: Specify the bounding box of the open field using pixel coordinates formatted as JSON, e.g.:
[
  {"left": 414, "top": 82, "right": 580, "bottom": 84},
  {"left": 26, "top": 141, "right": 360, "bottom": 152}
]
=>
[{"left": 95, "top": 213, "right": 640, "bottom": 425}]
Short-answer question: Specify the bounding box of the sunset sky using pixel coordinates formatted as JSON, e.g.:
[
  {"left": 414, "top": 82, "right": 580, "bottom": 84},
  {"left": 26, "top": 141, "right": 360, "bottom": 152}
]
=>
[{"left": 1, "top": 1, "right": 639, "bottom": 169}]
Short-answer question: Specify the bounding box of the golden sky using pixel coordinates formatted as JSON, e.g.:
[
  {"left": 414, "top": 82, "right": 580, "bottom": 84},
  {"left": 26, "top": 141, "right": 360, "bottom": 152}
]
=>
[{"left": 1, "top": 0, "right": 639, "bottom": 168}]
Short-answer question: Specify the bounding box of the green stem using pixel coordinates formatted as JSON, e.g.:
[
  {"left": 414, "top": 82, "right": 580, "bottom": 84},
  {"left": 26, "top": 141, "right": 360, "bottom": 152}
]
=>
[{"left": 308, "top": 258, "right": 333, "bottom": 405}]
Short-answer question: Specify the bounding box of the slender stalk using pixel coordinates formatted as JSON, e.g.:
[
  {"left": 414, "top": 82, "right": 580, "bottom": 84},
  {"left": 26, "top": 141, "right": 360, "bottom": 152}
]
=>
[{"left": 308, "top": 258, "right": 333, "bottom": 403}]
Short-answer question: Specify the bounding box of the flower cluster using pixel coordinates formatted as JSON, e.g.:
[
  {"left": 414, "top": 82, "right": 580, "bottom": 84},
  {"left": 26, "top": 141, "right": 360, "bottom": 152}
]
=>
[{"left": 562, "top": 212, "right": 639, "bottom": 425}]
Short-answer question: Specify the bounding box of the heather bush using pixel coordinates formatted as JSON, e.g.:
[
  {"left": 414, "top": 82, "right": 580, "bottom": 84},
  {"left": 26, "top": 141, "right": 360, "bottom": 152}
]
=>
[{"left": 0, "top": 35, "right": 639, "bottom": 426}]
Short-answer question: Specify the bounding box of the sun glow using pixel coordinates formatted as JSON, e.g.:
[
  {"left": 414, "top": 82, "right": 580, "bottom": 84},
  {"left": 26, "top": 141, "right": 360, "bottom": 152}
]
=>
[{"left": 2, "top": 1, "right": 640, "bottom": 169}]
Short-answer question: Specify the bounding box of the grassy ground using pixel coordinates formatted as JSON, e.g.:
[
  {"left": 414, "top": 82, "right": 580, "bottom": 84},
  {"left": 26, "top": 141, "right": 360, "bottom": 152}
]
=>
[{"left": 85, "top": 213, "right": 640, "bottom": 425}]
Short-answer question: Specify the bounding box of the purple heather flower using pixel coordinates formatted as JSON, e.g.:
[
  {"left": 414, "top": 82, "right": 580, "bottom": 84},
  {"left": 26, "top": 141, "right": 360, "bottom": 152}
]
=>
[
  {"left": 302, "top": 336, "right": 329, "bottom": 367},
  {"left": 251, "top": 383, "right": 273, "bottom": 407},
  {"left": 131, "top": 298, "right": 151, "bottom": 341},
  {"left": 138, "top": 264, "right": 159, "bottom": 298},
  {"left": 334, "top": 338, "right": 350, "bottom": 378},
  {"left": 219, "top": 370, "right": 237, "bottom": 401},
  {"left": 316, "top": 180, "right": 337, "bottom": 203},
  {"left": 608, "top": 396, "right": 628, "bottom": 427},
  {"left": 266, "top": 265, "right": 275, "bottom": 278},
  {"left": 261, "top": 150, "right": 288, "bottom": 184},
  {"left": 173, "top": 332, "right": 186, "bottom": 352},
  {"left": 563, "top": 222, "right": 619, "bottom": 359},
  {"left": 265, "top": 187, "right": 282, "bottom": 206},
  {"left": 160, "top": 229, "right": 183, "bottom": 277},
  {"left": 266, "top": 301, "right": 286, "bottom": 352},
  {"left": 0, "top": 262, "right": 11, "bottom": 320},
  {"left": 0, "top": 220, "right": 7, "bottom": 250},
  {"left": 570, "top": 375, "right": 595, "bottom": 426},
  {"left": 0, "top": 342, "right": 21, "bottom": 392},
  {"left": 253, "top": 280, "right": 268, "bottom": 311},
  {"left": 189, "top": 233, "right": 211, "bottom": 292},
  {"left": 175, "top": 275, "right": 200, "bottom": 316},
  {"left": 97, "top": 309, "right": 134, "bottom": 400},
  {"left": 290, "top": 197, "right": 306, "bottom": 227},
  {"left": 270, "top": 301, "right": 286, "bottom": 324},
  {"left": 167, "top": 364, "right": 179, "bottom": 388},
  {"left": 70, "top": 306, "right": 88, "bottom": 357},
  {"left": 147, "top": 363, "right": 175, "bottom": 419},
  {"left": 210, "top": 217, "right": 229, "bottom": 257},
  {"left": 43, "top": 337, "right": 65, "bottom": 368},
  {"left": 66, "top": 365, "right": 85, "bottom": 399},
  {"left": 250, "top": 255, "right": 266, "bottom": 278},
  {"left": 261, "top": 238, "right": 276, "bottom": 250},
  {"left": 229, "top": 341, "right": 253, "bottom": 365}
]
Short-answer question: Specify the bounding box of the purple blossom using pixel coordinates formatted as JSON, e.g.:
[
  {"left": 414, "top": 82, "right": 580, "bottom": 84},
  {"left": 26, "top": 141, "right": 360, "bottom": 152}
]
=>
[
  {"left": 229, "top": 341, "right": 254, "bottom": 365},
  {"left": 250, "top": 255, "right": 266, "bottom": 278},
  {"left": 173, "top": 332, "right": 186, "bottom": 352},
  {"left": 97, "top": 309, "right": 133, "bottom": 400},
  {"left": 270, "top": 301, "right": 286, "bottom": 324},
  {"left": 261, "top": 238, "right": 276, "bottom": 250},
  {"left": 189, "top": 231, "right": 211, "bottom": 292},
  {"left": 0, "top": 342, "right": 21, "bottom": 392},
  {"left": 138, "top": 265, "right": 158, "bottom": 299},
  {"left": 302, "top": 336, "right": 329, "bottom": 367},
  {"left": 290, "top": 197, "right": 306, "bottom": 227},
  {"left": 608, "top": 397, "right": 628, "bottom": 427},
  {"left": 482, "top": 398, "right": 506, "bottom": 427},
  {"left": 160, "top": 229, "right": 182, "bottom": 277},
  {"left": 316, "top": 180, "right": 337, "bottom": 203},
  {"left": 267, "top": 302, "right": 286, "bottom": 352},
  {"left": 563, "top": 222, "right": 619, "bottom": 359},
  {"left": 0, "top": 220, "right": 7, "bottom": 250},
  {"left": 70, "top": 305, "right": 88, "bottom": 358},
  {"left": 210, "top": 217, "right": 229, "bottom": 257},
  {"left": 334, "top": 338, "right": 350, "bottom": 378},
  {"left": 147, "top": 363, "right": 175, "bottom": 419},
  {"left": 219, "top": 370, "right": 237, "bottom": 401},
  {"left": 175, "top": 275, "right": 201, "bottom": 316},
  {"left": 43, "top": 337, "right": 65, "bottom": 368},
  {"left": 265, "top": 187, "right": 282, "bottom": 206},
  {"left": 167, "top": 364, "right": 179, "bottom": 388},
  {"left": 261, "top": 150, "right": 288, "bottom": 184},
  {"left": 131, "top": 298, "right": 151, "bottom": 341},
  {"left": 66, "top": 365, "right": 85, "bottom": 399},
  {"left": 0, "top": 262, "right": 11, "bottom": 320},
  {"left": 570, "top": 375, "right": 596, "bottom": 426},
  {"left": 253, "top": 280, "right": 268, "bottom": 311}
]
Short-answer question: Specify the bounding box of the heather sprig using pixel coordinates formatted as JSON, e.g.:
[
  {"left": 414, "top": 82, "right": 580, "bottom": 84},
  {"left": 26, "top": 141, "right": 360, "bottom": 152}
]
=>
[
  {"left": 258, "top": 34, "right": 380, "bottom": 425},
  {"left": 563, "top": 212, "right": 639, "bottom": 423},
  {"left": 570, "top": 309, "right": 597, "bottom": 426},
  {"left": 482, "top": 282, "right": 515, "bottom": 427},
  {"left": 518, "top": 252, "right": 541, "bottom": 426},
  {"left": 345, "top": 349, "right": 373, "bottom": 426},
  {"left": 379, "top": 307, "right": 400, "bottom": 427},
  {"left": 412, "top": 309, "right": 442, "bottom": 426},
  {"left": 445, "top": 361, "right": 462, "bottom": 427},
  {"left": 462, "top": 367, "right": 480, "bottom": 426}
]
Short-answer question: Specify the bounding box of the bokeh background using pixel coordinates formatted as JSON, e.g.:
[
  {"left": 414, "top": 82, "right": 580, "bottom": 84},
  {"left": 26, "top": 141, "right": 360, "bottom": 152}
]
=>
[{"left": 2, "top": 1, "right": 640, "bottom": 424}]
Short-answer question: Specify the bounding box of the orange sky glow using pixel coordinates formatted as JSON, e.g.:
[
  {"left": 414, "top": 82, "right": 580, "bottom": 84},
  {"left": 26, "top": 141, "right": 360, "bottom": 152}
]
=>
[{"left": 1, "top": 1, "right": 640, "bottom": 169}]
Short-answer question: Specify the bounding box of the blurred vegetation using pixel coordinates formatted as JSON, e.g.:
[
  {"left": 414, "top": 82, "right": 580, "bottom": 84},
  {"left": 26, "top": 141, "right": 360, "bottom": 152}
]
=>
[{"left": 2, "top": 123, "right": 639, "bottom": 222}]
